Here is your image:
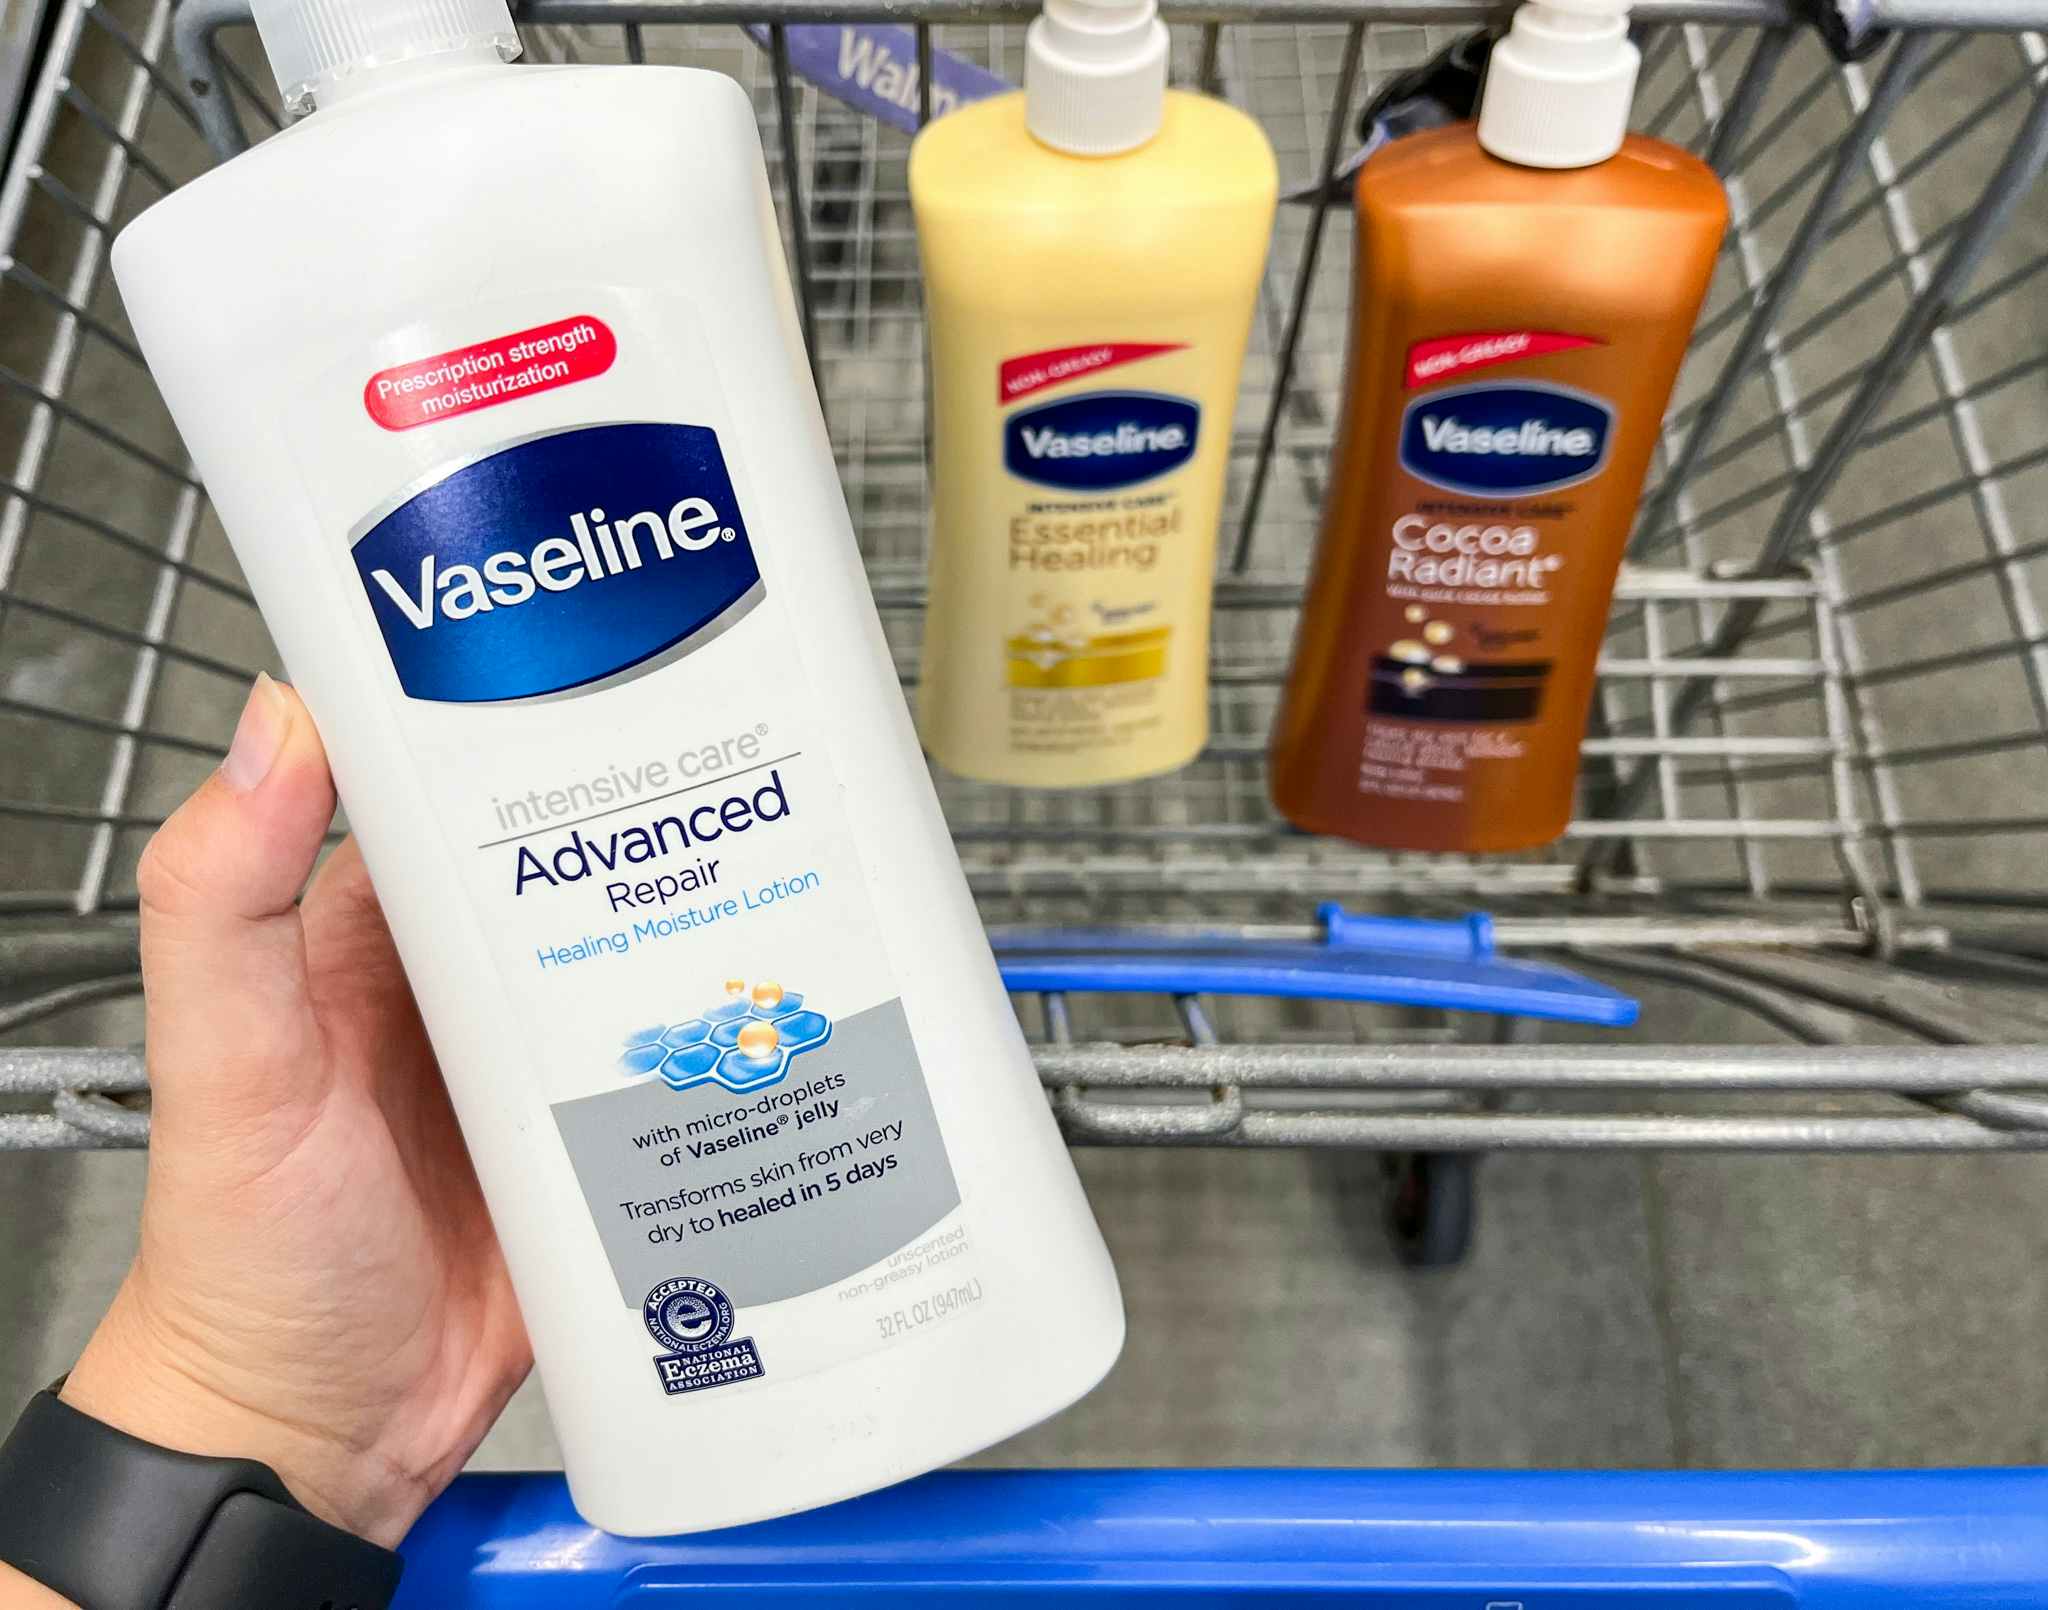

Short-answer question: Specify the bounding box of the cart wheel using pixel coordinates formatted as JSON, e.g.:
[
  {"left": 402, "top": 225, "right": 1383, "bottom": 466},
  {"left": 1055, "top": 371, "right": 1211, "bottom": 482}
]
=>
[{"left": 1383, "top": 1152, "right": 1475, "bottom": 1269}]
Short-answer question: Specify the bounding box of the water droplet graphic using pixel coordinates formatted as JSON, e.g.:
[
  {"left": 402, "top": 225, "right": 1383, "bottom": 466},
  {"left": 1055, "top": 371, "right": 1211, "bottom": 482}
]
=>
[
  {"left": 1424, "top": 621, "right": 1455, "bottom": 645},
  {"left": 1389, "top": 639, "right": 1432, "bottom": 665},
  {"left": 1432, "top": 654, "right": 1464, "bottom": 674},
  {"left": 638, "top": 985, "right": 835, "bottom": 1094},
  {"left": 1400, "top": 668, "right": 1433, "bottom": 695},
  {"left": 1404, "top": 605, "right": 1427, "bottom": 623}
]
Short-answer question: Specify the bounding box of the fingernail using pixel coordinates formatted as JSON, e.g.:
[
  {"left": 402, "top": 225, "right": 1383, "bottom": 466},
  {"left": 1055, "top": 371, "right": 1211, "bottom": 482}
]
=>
[{"left": 221, "top": 673, "right": 291, "bottom": 795}]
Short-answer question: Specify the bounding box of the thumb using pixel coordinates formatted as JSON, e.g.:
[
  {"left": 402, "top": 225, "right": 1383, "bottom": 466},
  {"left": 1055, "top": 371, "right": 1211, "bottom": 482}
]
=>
[{"left": 139, "top": 674, "right": 338, "bottom": 1138}]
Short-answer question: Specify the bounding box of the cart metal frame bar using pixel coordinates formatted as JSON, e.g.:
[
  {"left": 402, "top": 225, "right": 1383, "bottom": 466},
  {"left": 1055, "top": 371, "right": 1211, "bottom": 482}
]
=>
[{"left": 6, "top": 0, "right": 2048, "bottom": 1151}]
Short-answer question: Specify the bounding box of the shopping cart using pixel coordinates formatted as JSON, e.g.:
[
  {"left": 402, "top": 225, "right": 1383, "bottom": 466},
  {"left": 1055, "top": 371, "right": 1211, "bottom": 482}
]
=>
[{"left": 5, "top": 0, "right": 2048, "bottom": 1597}]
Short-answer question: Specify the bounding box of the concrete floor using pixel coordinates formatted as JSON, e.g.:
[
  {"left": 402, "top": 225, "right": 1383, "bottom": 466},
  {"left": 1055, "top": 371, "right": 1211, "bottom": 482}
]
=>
[
  {"left": 5, "top": 2, "right": 2048, "bottom": 1498},
  {"left": 8, "top": 1137, "right": 2048, "bottom": 1474}
]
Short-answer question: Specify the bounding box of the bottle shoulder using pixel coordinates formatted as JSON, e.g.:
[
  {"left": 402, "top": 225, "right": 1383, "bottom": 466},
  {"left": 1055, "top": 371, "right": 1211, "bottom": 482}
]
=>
[
  {"left": 116, "top": 63, "right": 752, "bottom": 271},
  {"left": 1356, "top": 123, "right": 1726, "bottom": 220},
  {"left": 909, "top": 89, "right": 1277, "bottom": 211}
]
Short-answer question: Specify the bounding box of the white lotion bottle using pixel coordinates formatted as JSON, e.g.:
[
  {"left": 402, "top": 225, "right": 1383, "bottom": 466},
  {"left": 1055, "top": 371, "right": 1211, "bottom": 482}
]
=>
[{"left": 112, "top": 0, "right": 1122, "bottom": 1537}]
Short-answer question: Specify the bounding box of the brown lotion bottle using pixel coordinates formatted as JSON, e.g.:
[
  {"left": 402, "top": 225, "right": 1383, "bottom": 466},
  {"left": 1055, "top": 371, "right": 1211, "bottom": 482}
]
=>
[{"left": 1268, "top": 0, "right": 1727, "bottom": 853}]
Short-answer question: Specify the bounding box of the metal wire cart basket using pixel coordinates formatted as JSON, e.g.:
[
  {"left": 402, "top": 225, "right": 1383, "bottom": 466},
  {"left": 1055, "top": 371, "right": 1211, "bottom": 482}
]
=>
[
  {"left": 13, "top": 0, "right": 2048, "bottom": 1184},
  {"left": 8, "top": 0, "right": 2048, "bottom": 1598}
]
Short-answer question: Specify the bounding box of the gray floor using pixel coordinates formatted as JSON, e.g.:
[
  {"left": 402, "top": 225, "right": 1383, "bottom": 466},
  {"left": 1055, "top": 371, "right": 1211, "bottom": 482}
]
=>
[
  {"left": 8, "top": 1139, "right": 2048, "bottom": 1473},
  {"left": 6, "top": 5, "right": 2048, "bottom": 1491}
]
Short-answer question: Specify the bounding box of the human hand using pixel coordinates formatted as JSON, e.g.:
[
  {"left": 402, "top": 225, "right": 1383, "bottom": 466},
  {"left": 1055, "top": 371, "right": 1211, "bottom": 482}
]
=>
[{"left": 42, "top": 675, "right": 531, "bottom": 1550}]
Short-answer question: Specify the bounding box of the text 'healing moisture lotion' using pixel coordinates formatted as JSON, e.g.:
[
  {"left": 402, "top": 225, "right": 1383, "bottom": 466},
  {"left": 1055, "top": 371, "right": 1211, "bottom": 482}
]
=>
[{"left": 111, "top": 0, "right": 1122, "bottom": 1536}]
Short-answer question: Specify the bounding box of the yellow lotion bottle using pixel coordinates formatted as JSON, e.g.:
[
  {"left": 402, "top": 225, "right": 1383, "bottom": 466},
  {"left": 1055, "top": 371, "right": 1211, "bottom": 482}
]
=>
[{"left": 910, "top": 0, "right": 1277, "bottom": 786}]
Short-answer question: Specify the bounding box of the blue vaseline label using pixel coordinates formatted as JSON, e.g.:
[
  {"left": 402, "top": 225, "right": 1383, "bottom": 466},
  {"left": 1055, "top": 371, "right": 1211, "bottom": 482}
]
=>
[
  {"left": 1003, "top": 390, "right": 1200, "bottom": 493},
  {"left": 1397, "top": 380, "right": 1614, "bottom": 497},
  {"left": 351, "top": 421, "right": 763, "bottom": 703}
]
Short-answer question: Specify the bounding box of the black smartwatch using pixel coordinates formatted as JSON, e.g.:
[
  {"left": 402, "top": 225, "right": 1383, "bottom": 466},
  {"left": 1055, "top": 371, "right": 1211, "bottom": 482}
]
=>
[{"left": 0, "top": 1388, "right": 403, "bottom": 1609}]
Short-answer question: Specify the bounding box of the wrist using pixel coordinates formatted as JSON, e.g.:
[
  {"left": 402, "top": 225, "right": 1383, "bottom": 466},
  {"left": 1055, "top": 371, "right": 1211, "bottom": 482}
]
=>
[
  {"left": 60, "top": 1279, "right": 429, "bottom": 1549},
  {"left": 0, "top": 1561, "right": 77, "bottom": 1608}
]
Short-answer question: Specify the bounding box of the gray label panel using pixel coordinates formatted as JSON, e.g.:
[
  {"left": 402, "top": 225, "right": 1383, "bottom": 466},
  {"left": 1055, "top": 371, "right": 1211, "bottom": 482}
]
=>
[{"left": 552, "top": 999, "right": 961, "bottom": 1306}]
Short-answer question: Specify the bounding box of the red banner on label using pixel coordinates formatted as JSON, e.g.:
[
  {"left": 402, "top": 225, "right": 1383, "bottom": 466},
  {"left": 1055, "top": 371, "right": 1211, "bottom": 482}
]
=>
[
  {"left": 1000, "top": 342, "right": 1185, "bottom": 404},
  {"left": 364, "top": 315, "right": 618, "bottom": 431},
  {"left": 1404, "top": 330, "right": 1601, "bottom": 390}
]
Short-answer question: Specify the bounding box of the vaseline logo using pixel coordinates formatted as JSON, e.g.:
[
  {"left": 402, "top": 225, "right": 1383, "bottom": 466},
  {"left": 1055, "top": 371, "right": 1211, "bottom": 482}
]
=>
[
  {"left": 1398, "top": 382, "right": 1614, "bottom": 496},
  {"left": 1004, "top": 390, "right": 1200, "bottom": 492},
  {"left": 1417, "top": 417, "right": 1596, "bottom": 459},
  {"left": 1020, "top": 420, "right": 1188, "bottom": 461},
  {"left": 352, "top": 422, "right": 762, "bottom": 703},
  {"left": 368, "top": 497, "right": 734, "bottom": 630}
]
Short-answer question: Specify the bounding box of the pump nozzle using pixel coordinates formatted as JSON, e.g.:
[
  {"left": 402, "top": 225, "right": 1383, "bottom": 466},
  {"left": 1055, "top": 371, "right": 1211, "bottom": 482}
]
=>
[
  {"left": 1025, "top": 0, "right": 1169, "bottom": 156},
  {"left": 249, "top": 0, "right": 521, "bottom": 115},
  {"left": 1476, "top": 0, "right": 1638, "bottom": 169}
]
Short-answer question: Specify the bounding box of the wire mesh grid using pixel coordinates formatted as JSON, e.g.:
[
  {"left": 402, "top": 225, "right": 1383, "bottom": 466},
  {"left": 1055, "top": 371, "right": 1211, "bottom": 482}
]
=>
[{"left": 5, "top": 0, "right": 2048, "bottom": 1152}]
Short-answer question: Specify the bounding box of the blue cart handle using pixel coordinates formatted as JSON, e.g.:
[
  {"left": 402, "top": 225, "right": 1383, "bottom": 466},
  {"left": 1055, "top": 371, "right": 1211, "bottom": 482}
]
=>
[{"left": 396, "top": 1466, "right": 2048, "bottom": 1605}]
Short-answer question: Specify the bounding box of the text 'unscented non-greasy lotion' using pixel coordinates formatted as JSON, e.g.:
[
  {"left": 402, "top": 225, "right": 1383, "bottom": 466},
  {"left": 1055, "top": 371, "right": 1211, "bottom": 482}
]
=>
[
  {"left": 910, "top": 0, "right": 1277, "bottom": 786},
  {"left": 1268, "top": 0, "right": 1726, "bottom": 851},
  {"left": 111, "top": 0, "right": 1122, "bottom": 1537}
]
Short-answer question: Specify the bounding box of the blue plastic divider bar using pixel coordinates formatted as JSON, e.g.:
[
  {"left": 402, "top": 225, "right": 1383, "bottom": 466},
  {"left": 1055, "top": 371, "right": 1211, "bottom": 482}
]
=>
[
  {"left": 395, "top": 1467, "right": 2048, "bottom": 1605},
  {"left": 1320, "top": 906, "right": 1494, "bottom": 957},
  {"left": 992, "top": 904, "right": 1639, "bottom": 1028}
]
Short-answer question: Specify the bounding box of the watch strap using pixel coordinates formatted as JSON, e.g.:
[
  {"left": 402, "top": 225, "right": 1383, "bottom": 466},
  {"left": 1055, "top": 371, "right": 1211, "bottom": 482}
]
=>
[{"left": 0, "top": 1388, "right": 403, "bottom": 1610}]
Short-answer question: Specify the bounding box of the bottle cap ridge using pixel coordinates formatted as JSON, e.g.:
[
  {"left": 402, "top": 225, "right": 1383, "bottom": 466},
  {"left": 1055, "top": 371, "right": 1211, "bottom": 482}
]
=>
[
  {"left": 1025, "top": 0, "right": 1170, "bottom": 156},
  {"left": 1476, "top": 0, "right": 1640, "bottom": 169},
  {"left": 249, "top": 0, "right": 521, "bottom": 114}
]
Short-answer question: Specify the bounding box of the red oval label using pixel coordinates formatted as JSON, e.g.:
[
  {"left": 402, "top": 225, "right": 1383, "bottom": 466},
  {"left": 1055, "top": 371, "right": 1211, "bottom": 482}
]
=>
[{"left": 364, "top": 315, "right": 618, "bottom": 431}]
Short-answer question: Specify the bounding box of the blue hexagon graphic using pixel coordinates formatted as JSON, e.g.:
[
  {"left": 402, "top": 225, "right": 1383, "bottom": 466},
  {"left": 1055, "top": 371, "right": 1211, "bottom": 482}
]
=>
[
  {"left": 619, "top": 986, "right": 831, "bottom": 1095},
  {"left": 620, "top": 1041, "right": 667, "bottom": 1076},
  {"left": 658, "top": 1041, "right": 722, "bottom": 1088},
  {"left": 660, "top": 1019, "right": 711, "bottom": 1050}
]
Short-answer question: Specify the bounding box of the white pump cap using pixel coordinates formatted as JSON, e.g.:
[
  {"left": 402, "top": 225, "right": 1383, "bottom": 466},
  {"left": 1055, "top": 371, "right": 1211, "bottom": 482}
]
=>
[
  {"left": 1476, "top": 0, "right": 1639, "bottom": 169},
  {"left": 1026, "top": 0, "right": 1170, "bottom": 156},
  {"left": 248, "top": 0, "right": 522, "bottom": 114}
]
